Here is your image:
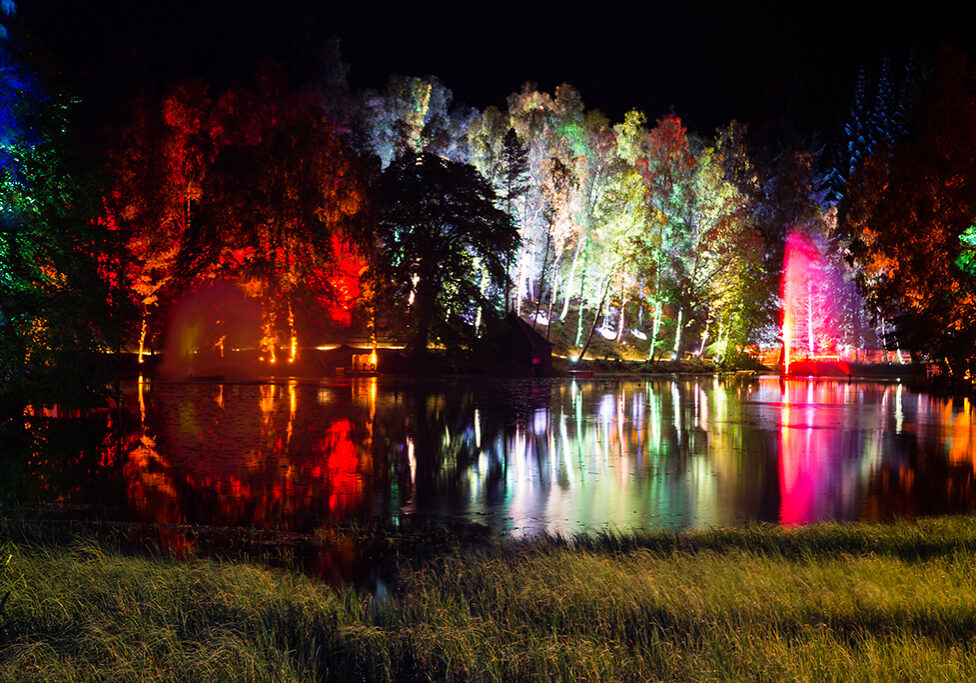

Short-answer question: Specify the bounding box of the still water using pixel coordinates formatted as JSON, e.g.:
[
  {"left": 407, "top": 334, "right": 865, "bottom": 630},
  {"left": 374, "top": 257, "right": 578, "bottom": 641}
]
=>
[{"left": 11, "top": 375, "right": 976, "bottom": 540}]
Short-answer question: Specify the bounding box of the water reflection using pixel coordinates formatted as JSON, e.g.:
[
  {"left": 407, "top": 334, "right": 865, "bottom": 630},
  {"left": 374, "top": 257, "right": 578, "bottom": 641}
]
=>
[{"left": 7, "top": 377, "right": 976, "bottom": 545}]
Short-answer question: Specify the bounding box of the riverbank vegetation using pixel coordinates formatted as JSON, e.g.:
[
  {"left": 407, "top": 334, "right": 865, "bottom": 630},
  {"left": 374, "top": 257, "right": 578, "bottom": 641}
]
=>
[{"left": 3, "top": 517, "right": 976, "bottom": 680}]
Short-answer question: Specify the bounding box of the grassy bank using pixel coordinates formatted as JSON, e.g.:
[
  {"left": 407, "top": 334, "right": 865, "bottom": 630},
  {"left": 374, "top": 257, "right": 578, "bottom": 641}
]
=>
[{"left": 4, "top": 518, "right": 976, "bottom": 680}]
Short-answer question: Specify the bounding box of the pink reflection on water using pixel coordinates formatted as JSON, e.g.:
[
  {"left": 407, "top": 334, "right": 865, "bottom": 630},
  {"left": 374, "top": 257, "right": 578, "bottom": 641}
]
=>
[
  {"left": 775, "top": 380, "right": 866, "bottom": 525},
  {"left": 776, "top": 380, "right": 839, "bottom": 525}
]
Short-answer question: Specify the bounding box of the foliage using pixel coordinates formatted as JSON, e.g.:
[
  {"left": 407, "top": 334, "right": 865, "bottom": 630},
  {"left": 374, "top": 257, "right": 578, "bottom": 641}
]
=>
[
  {"left": 10, "top": 22, "right": 975, "bottom": 371},
  {"left": 843, "top": 46, "right": 976, "bottom": 377},
  {"left": 205, "top": 65, "right": 367, "bottom": 356},
  {"left": 372, "top": 153, "right": 517, "bottom": 351},
  {"left": 0, "top": 36, "right": 127, "bottom": 411}
]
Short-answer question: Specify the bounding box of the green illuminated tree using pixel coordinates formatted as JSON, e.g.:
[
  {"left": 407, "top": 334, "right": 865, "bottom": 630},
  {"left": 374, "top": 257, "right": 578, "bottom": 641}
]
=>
[{"left": 1, "top": 35, "right": 128, "bottom": 410}]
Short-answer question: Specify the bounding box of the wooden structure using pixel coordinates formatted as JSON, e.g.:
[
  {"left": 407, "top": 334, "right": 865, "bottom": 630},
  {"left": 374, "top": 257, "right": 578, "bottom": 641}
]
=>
[{"left": 499, "top": 313, "right": 553, "bottom": 377}]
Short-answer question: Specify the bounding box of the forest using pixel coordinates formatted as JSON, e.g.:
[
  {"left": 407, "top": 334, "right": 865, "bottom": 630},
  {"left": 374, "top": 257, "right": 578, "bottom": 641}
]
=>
[{"left": 2, "top": 3, "right": 976, "bottom": 407}]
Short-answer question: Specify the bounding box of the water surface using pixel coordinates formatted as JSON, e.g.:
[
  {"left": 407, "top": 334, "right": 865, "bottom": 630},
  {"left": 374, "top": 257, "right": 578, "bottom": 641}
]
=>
[{"left": 10, "top": 376, "right": 976, "bottom": 541}]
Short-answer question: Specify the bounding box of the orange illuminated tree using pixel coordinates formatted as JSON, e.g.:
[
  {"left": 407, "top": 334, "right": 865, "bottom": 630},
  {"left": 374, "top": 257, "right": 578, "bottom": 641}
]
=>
[
  {"left": 843, "top": 46, "right": 976, "bottom": 377},
  {"left": 107, "top": 78, "right": 212, "bottom": 363}
]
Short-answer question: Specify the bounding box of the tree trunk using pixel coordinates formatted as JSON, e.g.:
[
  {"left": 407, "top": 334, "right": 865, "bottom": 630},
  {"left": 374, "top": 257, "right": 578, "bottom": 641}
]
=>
[
  {"left": 559, "top": 236, "right": 585, "bottom": 321},
  {"left": 673, "top": 307, "right": 684, "bottom": 359},
  {"left": 637, "top": 280, "right": 644, "bottom": 326},
  {"left": 545, "top": 260, "right": 560, "bottom": 342},
  {"left": 287, "top": 302, "right": 298, "bottom": 363},
  {"left": 514, "top": 252, "right": 526, "bottom": 316},
  {"left": 532, "top": 229, "right": 553, "bottom": 330},
  {"left": 574, "top": 249, "right": 590, "bottom": 347},
  {"left": 648, "top": 300, "right": 662, "bottom": 361},
  {"left": 137, "top": 307, "right": 150, "bottom": 365},
  {"left": 616, "top": 278, "right": 627, "bottom": 342},
  {"left": 806, "top": 278, "right": 815, "bottom": 356},
  {"left": 412, "top": 291, "right": 436, "bottom": 352},
  {"left": 474, "top": 265, "right": 489, "bottom": 334},
  {"left": 576, "top": 276, "right": 614, "bottom": 363}
]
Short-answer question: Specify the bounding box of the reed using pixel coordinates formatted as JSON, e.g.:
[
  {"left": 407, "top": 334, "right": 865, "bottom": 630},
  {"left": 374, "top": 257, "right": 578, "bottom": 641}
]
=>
[{"left": 3, "top": 517, "right": 976, "bottom": 680}]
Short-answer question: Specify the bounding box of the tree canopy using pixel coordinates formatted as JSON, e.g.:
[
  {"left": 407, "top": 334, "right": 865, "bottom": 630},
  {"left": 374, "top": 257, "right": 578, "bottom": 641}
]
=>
[
  {"left": 373, "top": 152, "right": 518, "bottom": 351},
  {"left": 842, "top": 46, "right": 976, "bottom": 377}
]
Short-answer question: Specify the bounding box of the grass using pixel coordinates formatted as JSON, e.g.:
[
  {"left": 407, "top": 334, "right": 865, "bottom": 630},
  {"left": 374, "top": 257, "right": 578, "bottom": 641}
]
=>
[{"left": 3, "top": 517, "right": 976, "bottom": 680}]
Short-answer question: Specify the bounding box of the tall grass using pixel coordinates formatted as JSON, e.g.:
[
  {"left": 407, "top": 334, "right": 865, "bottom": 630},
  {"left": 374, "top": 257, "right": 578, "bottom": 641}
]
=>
[{"left": 3, "top": 518, "right": 976, "bottom": 680}]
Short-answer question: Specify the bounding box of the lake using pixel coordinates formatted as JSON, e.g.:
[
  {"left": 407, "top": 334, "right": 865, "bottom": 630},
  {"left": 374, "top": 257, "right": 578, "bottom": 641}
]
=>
[{"left": 9, "top": 375, "right": 975, "bottom": 544}]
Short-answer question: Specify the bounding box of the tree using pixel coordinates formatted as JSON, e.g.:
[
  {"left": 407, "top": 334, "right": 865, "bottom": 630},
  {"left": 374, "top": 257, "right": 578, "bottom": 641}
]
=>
[
  {"left": 1, "top": 31, "right": 128, "bottom": 410},
  {"left": 107, "top": 77, "right": 212, "bottom": 364},
  {"left": 633, "top": 113, "right": 696, "bottom": 358},
  {"left": 206, "top": 63, "right": 365, "bottom": 362},
  {"left": 498, "top": 127, "right": 530, "bottom": 310},
  {"left": 842, "top": 46, "right": 976, "bottom": 378},
  {"left": 360, "top": 74, "right": 475, "bottom": 170},
  {"left": 372, "top": 152, "right": 518, "bottom": 351}
]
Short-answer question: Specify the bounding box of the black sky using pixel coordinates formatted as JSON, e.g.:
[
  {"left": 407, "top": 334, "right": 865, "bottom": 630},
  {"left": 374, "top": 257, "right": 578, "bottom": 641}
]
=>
[{"left": 13, "top": 0, "right": 976, "bottom": 137}]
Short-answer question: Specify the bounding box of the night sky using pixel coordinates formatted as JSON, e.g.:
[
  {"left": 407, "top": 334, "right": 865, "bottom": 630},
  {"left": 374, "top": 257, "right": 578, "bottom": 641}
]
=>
[{"left": 12, "top": 0, "right": 976, "bottom": 137}]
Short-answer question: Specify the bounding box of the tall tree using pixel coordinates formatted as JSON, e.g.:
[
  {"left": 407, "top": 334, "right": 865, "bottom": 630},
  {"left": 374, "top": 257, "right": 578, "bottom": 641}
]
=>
[
  {"left": 108, "top": 77, "right": 212, "bottom": 363},
  {"left": 207, "top": 63, "right": 365, "bottom": 362},
  {"left": 842, "top": 46, "right": 976, "bottom": 378},
  {"left": 1, "top": 31, "right": 128, "bottom": 410},
  {"left": 498, "top": 127, "right": 530, "bottom": 311},
  {"left": 372, "top": 152, "right": 518, "bottom": 352}
]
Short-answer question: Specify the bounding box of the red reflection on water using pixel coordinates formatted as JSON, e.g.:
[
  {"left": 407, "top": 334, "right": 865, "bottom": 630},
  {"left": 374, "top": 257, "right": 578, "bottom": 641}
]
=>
[
  {"left": 115, "top": 381, "right": 375, "bottom": 546},
  {"left": 319, "top": 418, "right": 362, "bottom": 511}
]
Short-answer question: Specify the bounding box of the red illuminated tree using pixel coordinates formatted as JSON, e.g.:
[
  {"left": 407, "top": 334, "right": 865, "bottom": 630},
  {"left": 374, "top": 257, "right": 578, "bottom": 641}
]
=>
[
  {"left": 207, "top": 63, "right": 366, "bottom": 361},
  {"left": 107, "top": 78, "right": 212, "bottom": 362}
]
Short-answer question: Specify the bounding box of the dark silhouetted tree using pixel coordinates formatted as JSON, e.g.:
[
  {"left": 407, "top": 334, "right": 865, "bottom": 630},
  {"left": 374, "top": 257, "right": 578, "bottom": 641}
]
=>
[{"left": 372, "top": 152, "right": 518, "bottom": 352}]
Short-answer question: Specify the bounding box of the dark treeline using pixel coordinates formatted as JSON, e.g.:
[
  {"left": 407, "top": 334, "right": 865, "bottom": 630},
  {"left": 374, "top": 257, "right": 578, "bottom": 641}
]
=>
[{"left": 2, "top": 2, "right": 976, "bottom": 410}]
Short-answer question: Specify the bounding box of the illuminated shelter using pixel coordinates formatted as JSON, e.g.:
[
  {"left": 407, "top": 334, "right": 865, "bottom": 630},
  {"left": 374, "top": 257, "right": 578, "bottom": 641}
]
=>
[{"left": 498, "top": 313, "right": 553, "bottom": 377}]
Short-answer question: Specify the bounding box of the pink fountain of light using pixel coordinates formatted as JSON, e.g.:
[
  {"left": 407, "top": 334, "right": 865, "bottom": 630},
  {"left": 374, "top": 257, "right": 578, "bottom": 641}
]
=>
[{"left": 781, "top": 231, "right": 848, "bottom": 377}]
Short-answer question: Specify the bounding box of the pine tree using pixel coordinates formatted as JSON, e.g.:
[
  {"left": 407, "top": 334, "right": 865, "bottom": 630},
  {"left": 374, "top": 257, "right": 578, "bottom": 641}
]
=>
[
  {"left": 845, "top": 68, "right": 873, "bottom": 181},
  {"left": 871, "top": 58, "right": 895, "bottom": 150}
]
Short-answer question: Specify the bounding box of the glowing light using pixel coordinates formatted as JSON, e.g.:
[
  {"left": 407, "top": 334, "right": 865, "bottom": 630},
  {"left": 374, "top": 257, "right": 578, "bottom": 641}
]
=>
[
  {"left": 407, "top": 436, "right": 417, "bottom": 487},
  {"left": 407, "top": 273, "right": 419, "bottom": 306},
  {"left": 262, "top": 318, "right": 277, "bottom": 364},
  {"left": 781, "top": 231, "right": 841, "bottom": 374},
  {"left": 137, "top": 374, "right": 147, "bottom": 425},
  {"left": 137, "top": 316, "right": 147, "bottom": 364},
  {"left": 287, "top": 304, "right": 297, "bottom": 363}
]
